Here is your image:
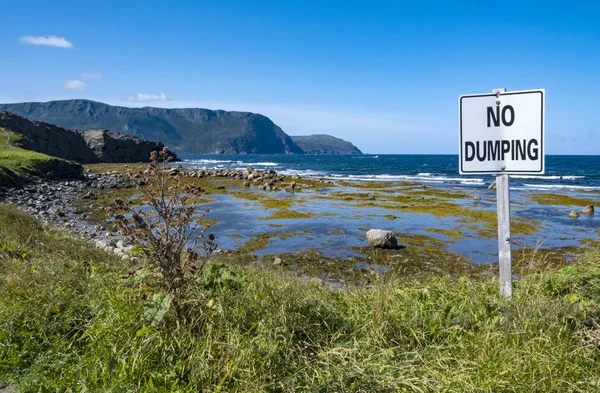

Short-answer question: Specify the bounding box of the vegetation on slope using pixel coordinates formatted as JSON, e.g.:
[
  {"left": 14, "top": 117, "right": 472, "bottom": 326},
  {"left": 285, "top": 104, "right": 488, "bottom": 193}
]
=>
[
  {"left": 0, "top": 127, "right": 83, "bottom": 185},
  {"left": 1, "top": 203, "right": 600, "bottom": 392}
]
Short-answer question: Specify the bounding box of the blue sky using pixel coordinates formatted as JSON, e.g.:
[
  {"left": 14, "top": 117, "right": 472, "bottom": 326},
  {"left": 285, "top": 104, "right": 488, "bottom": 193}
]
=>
[{"left": 1, "top": 0, "right": 599, "bottom": 154}]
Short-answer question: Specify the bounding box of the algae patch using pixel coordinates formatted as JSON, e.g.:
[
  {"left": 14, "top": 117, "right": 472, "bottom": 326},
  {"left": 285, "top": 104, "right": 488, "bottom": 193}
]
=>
[
  {"left": 425, "top": 227, "right": 464, "bottom": 240},
  {"left": 237, "top": 233, "right": 278, "bottom": 254},
  {"left": 198, "top": 219, "right": 218, "bottom": 227},
  {"left": 529, "top": 193, "right": 597, "bottom": 207},
  {"left": 260, "top": 210, "right": 316, "bottom": 220}
]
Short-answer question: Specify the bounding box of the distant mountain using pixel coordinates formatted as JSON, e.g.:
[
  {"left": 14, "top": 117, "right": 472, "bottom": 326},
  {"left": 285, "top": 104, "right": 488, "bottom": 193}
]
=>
[
  {"left": 0, "top": 110, "right": 176, "bottom": 163},
  {"left": 0, "top": 100, "right": 303, "bottom": 155},
  {"left": 290, "top": 134, "right": 363, "bottom": 155}
]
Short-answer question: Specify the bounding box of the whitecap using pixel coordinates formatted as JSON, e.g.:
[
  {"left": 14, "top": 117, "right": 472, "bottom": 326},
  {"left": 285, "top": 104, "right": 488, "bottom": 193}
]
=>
[
  {"left": 182, "top": 159, "right": 233, "bottom": 164},
  {"left": 512, "top": 175, "right": 585, "bottom": 180},
  {"left": 244, "top": 162, "right": 279, "bottom": 166},
  {"left": 327, "top": 174, "right": 485, "bottom": 185},
  {"left": 521, "top": 183, "right": 600, "bottom": 191}
]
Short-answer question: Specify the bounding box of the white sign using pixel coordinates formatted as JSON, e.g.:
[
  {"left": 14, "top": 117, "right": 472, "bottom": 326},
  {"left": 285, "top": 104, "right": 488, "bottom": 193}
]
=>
[{"left": 459, "top": 89, "right": 545, "bottom": 174}]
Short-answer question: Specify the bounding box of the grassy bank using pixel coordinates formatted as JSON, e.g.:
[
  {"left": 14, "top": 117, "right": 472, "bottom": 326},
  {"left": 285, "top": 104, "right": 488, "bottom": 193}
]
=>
[
  {"left": 0, "top": 127, "right": 83, "bottom": 185},
  {"left": 1, "top": 203, "right": 600, "bottom": 392}
]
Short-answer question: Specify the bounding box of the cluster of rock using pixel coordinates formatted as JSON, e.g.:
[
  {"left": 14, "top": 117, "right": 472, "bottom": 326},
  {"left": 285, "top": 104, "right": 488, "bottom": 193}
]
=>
[
  {"left": 0, "top": 172, "right": 138, "bottom": 258},
  {"left": 179, "top": 166, "right": 306, "bottom": 192},
  {"left": 0, "top": 165, "right": 318, "bottom": 262},
  {"left": 81, "top": 130, "right": 178, "bottom": 163},
  {"left": 94, "top": 237, "right": 136, "bottom": 261},
  {"left": 0, "top": 164, "right": 308, "bottom": 241},
  {"left": 569, "top": 205, "right": 594, "bottom": 218}
]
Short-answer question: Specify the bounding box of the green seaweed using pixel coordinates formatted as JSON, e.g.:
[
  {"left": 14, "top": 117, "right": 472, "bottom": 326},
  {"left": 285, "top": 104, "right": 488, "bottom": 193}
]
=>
[
  {"left": 529, "top": 193, "right": 597, "bottom": 207},
  {"left": 260, "top": 210, "right": 316, "bottom": 220},
  {"left": 237, "top": 233, "right": 278, "bottom": 254},
  {"left": 425, "top": 227, "right": 465, "bottom": 239}
]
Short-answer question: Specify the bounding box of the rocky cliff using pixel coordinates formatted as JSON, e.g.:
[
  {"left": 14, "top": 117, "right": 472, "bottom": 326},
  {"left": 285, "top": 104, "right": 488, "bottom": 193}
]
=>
[
  {"left": 0, "top": 100, "right": 304, "bottom": 154},
  {"left": 290, "top": 134, "right": 363, "bottom": 154},
  {"left": 0, "top": 110, "right": 176, "bottom": 163}
]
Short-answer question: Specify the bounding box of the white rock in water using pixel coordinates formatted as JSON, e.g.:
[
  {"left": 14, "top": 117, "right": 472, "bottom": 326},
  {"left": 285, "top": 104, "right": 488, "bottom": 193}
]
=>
[
  {"left": 366, "top": 229, "right": 398, "bottom": 249},
  {"left": 582, "top": 205, "right": 594, "bottom": 214},
  {"left": 569, "top": 210, "right": 580, "bottom": 218}
]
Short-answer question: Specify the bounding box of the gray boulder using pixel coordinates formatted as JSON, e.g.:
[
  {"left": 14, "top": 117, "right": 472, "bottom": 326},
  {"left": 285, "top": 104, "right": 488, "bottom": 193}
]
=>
[
  {"left": 366, "top": 229, "right": 398, "bottom": 249},
  {"left": 80, "top": 130, "right": 176, "bottom": 163},
  {"left": 582, "top": 205, "right": 594, "bottom": 215}
]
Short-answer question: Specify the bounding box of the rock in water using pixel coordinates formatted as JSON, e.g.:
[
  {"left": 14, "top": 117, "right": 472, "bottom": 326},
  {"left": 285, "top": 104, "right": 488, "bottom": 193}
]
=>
[
  {"left": 366, "top": 229, "right": 398, "bottom": 249},
  {"left": 569, "top": 210, "right": 580, "bottom": 218},
  {"left": 582, "top": 205, "right": 595, "bottom": 214},
  {"left": 488, "top": 181, "right": 497, "bottom": 190}
]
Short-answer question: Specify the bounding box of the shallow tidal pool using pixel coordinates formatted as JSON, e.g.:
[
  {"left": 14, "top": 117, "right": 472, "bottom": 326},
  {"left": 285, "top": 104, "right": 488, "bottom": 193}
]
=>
[{"left": 193, "top": 180, "right": 599, "bottom": 265}]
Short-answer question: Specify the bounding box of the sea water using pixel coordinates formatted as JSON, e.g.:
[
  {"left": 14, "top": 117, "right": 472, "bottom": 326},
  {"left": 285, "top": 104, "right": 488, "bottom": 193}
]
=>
[{"left": 178, "top": 154, "right": 600, "bottom": 191}]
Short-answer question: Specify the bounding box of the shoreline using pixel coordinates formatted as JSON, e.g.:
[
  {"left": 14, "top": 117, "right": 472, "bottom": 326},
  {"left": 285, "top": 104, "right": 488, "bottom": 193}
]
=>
[{"left": 0, "top": 163, "right": 597, "bottom": 286}]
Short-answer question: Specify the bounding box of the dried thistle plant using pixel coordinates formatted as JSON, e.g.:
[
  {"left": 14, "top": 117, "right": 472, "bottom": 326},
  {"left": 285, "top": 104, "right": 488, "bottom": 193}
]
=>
[{"left": 108, "top": 147, "right": 216, "bottom": 316}]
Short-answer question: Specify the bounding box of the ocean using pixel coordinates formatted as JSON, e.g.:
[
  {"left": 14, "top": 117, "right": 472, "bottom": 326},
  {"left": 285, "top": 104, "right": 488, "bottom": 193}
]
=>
[{"left": 179, "top": 154, "right": 600, "bottom": 191}]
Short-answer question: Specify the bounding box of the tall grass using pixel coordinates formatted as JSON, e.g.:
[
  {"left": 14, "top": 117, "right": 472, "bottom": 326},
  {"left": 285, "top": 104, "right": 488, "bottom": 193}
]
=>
[{"left": 1, "top": 203, "right": 600, "bottom": 392}]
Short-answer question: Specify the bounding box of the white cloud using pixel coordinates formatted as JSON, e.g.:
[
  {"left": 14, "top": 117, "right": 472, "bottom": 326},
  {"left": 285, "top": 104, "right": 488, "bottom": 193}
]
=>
[
  {"left": 80, "top": 72, "right": 103, "bottom": 79},
  {"left": 20, "top": 35, "right": 73, "bottom": 48},
  {"left": 64, "top": 80, "right": 87, "bottom": 90},
  {"left": 128, "top": 92, "right": 168, "bottom": 102}
]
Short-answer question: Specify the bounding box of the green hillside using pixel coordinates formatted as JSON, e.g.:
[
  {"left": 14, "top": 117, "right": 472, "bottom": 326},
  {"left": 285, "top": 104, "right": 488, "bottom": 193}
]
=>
[{"left": 0, "top": 99, "right": 304, "bottom": 154}]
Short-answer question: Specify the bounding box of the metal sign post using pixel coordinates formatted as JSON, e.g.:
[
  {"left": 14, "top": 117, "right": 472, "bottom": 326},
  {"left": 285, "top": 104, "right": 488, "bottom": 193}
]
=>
[
  {"left": 496, "top": 172, "right": 512, "bottom": 298},
  {"left": 459, "top": 87, "right": 545, "bottom": 299}
]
